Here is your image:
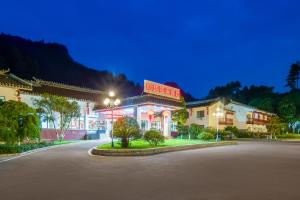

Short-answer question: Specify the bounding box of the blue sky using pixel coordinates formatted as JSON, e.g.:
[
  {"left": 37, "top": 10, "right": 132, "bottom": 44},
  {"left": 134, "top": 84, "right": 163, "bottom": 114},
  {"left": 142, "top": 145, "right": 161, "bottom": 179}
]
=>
[{"left": 1, "top": 0, "right": 300, "bottom": 98}]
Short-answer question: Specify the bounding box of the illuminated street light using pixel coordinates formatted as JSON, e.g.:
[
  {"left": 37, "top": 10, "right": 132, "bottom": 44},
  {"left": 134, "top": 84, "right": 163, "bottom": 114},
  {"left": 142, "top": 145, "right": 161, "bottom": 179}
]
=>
[
  {"left": 213, "top": 106, "right": 224, "bottom": 141},
  {"left": 103, "top": 98, "right": 110, "bottom": 106},
  {"left": 114, "top": 98, "right": 121, "bottom": 106},
  {"left": 103, "top": 91, "right": 121, "bottom": 148},
  {"left": 109, "top": 91, "right": 115, "bottom": 97}
]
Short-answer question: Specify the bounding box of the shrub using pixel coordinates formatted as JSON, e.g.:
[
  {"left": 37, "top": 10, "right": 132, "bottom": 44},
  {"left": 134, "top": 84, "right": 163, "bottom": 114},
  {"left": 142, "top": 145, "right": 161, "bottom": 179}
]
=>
[
  {"left": 197, "top": 131, "right": 214, "bottom": 140},
  {"left": 177, "top": 125, "right": 189, "bottom": 138},
  {"left": 0, "top": 142, "right": 53, "bottom": 154},
  {"left": 277, "top": 134, "right": 300, "bottom": 139},
  {"left": 144, "top": 130, "right": 165, "bottom": 146},
  {"left": 234, "top": 130, "right": 269, "bottom": 138},
  {"left": 224, "top": 126, "right": 239, "bottom": 134},
  {"left": 113, "top": 116, "right": 141, "bottom": 148},
  {"left": 0, "top": 101, "right": 41, "bottom": 144},
  {"left": 188, "top": 124, "right": 204, "bottom": 139},
  {"left": 222, "top": 126, "right": 239, "bottom": 140}
]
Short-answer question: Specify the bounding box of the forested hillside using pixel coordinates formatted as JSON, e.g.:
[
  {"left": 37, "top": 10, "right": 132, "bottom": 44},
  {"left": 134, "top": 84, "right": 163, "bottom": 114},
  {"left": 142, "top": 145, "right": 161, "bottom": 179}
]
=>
[{"left": 0, "top": 33, "right": 141, "bottom": 97}]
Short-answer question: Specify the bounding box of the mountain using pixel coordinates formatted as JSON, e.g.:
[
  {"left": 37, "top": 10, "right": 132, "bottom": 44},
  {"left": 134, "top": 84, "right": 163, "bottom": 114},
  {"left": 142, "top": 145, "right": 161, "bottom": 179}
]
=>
[{"left": 0, "top": 33, "right": 141, "bottom": 97}]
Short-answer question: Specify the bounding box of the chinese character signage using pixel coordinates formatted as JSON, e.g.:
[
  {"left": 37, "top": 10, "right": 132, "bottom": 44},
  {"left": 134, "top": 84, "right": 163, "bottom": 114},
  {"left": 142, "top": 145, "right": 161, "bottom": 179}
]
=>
[{"left": 144, "top": 80, "right": 181, "bottom": 100}]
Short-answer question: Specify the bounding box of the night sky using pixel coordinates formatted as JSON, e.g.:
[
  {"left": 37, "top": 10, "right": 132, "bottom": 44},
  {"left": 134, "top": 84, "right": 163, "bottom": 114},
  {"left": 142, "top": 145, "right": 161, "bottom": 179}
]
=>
[{"left": 1, "top": 0, "right": 300, "bottom": 98}]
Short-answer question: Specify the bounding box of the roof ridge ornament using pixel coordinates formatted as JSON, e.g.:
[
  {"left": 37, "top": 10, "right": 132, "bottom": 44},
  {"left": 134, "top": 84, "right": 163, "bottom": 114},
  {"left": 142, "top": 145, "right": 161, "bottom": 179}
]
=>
[{"left": 0, "top": 68, "right": 10, "bottom": 74}]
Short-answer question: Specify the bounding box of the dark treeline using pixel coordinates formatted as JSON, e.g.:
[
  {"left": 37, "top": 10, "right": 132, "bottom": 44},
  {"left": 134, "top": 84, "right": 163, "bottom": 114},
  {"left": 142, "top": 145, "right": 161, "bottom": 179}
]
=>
[
  {"left": 206, "top": 62, "right": 300, "bottom": 124},
  {"left": 0, "top": 33, "right": 141, "bottom": 97},
  {"left": 0, "top": 33, "right": 196, "bottom": 100}
]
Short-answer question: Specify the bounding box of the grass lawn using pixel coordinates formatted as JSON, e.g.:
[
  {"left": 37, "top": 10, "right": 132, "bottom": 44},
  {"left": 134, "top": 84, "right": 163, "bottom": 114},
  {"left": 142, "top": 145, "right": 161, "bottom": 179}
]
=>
[
  {"left": 53, "top": 140, "right": 80, "bottom": 145},
  {"left": 98, "top": 139, "right": 215, "bottom": 149}
]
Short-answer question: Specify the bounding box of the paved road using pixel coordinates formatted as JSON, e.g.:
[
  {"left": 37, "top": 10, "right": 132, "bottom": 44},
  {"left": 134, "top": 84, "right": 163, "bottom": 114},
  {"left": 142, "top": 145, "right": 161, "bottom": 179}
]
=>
[{"left": 0, "top": 141, "right": 299, "bottom": 200}]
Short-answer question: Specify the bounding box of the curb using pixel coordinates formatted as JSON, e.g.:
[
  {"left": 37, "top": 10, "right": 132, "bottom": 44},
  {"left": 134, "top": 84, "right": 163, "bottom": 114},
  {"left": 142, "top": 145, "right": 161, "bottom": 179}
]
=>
[{"left": 91, "top": 141, "right": 237, "bottom": 156}]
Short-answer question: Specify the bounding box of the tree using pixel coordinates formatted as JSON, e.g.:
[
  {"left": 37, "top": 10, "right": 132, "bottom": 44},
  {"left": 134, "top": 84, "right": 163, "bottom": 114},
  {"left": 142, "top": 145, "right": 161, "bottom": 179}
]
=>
[
  {"left": 286, "top": 62, "right": 300, "bottom": 91},
  {"left": 266, "top": 116, "right": 288, "bottom": 137},
  {"left": 249, "top": 98, "right": 274, "bottom": 113},
  {"left": 207, "top": 81, "right": 242, "bottom": 99},
  {"left": 238, "top": 85, "right": 275, "bottom": 103},
  {"left": 112, "top": 116, "right": 141, "bottom": 148},
  {"left": 34, "top": 94, "right": 80, "bottom": 141},
  {"left": 172, "top": 97, "right": 189, "bottom": 138},
  {"left": 0, "top": 100, "right": 40, "bottom": 144},
  {"left": 144, "top": 130, "right": 164, "bottom": 146},
  {"left": 278, "top": 98, "right": 297, "bottom": 127},
  {"left": 0, "top": 33, "right": 142, "bottom": 98}
]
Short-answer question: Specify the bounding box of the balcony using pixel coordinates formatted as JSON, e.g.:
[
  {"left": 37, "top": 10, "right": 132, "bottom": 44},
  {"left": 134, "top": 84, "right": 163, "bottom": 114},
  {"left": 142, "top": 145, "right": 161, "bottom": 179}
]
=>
[
  {"left": 219, "top": 118, "right": 233, "bottom": 125},
  {"left": 247, "top": 118, "right": 269, "bottom": 125}
]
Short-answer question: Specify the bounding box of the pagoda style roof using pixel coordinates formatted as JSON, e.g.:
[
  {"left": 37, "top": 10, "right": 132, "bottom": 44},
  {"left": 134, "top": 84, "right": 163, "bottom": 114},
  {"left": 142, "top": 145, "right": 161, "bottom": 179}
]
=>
[
  {"left": 0, "top": 69, "right": 32, "bottom": 90},
  {"left": 22, "top": 79, "right": 106, "bottom": 102}
]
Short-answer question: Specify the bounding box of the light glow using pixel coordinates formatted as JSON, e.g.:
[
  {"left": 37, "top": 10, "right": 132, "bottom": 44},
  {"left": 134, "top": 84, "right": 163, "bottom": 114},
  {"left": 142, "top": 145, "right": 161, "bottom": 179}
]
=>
[
  {"left": 103, "top": 98, "right": 110, "bottom": 106},
  {"left": 114, "top": 98, "right": 121, "bottom": 106},
  {"left": 109, "top": 91, "right": 115, "bottom": 97}
]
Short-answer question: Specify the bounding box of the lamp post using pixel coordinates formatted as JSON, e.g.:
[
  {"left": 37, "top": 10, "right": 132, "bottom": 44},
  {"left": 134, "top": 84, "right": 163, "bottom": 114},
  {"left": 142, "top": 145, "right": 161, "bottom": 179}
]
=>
[
  {"left": 213, "top": 107, "right": 224, "bottom": 141},
  {"left": 103, "top": 91, "right": 121, "bottom": 148}
]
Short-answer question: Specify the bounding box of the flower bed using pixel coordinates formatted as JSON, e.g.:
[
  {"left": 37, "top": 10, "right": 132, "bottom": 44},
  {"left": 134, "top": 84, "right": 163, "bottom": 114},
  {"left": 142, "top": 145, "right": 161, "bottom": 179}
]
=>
[{"left": 92, "top": 140, "right": 237, "bottom": 156}]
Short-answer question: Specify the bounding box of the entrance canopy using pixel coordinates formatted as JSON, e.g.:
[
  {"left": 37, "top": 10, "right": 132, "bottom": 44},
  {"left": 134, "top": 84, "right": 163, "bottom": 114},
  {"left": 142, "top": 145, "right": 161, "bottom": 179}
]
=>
[{"left": 94, "top": 94, "right": 183, "bottom": 136}]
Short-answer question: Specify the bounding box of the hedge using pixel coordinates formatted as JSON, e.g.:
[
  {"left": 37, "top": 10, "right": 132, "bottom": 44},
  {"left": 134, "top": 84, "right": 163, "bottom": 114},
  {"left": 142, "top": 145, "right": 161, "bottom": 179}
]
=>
[{"left": 0, "top": 142, "right": 53, "bottom": 154}]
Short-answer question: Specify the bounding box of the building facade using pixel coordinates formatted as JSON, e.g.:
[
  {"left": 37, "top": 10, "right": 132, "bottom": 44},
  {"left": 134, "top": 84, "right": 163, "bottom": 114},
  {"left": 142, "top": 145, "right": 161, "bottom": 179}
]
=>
[
  {"left": 0, "top": 69, "right": 107, "bottom": 140},
  {"left": 95, "top": 94, "right": 182, "bottom": 137},
  {"left": 0, "top": 70, "right": 273, "bottom": 140},
  {"left": 186, "top": 98, "right": 273, "bottom": 132}
]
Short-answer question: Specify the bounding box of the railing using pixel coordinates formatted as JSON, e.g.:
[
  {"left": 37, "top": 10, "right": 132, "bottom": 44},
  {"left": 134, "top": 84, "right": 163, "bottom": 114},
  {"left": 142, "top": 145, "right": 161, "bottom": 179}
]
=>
[
  {"left": 247, "top": 118, "right": 269, "bottom": 125},
  {"left": 219, "top": 118, "right": 233, "bottom": 125}
]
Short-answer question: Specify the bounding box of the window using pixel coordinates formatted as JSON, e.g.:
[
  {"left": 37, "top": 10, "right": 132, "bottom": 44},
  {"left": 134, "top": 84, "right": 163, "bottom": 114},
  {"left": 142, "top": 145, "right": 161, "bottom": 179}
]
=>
[
  {"left": 196, "top": 110, "right": 205, "bottom": 119},
  {"left": 141, "top": 120, "right": 148, "bottom": 130},
  {"left": 0, "top": 96, "right": 5, "bottom": 101},
  {"left": 151, "top": 121, "right": 161, "bottom": 131}
]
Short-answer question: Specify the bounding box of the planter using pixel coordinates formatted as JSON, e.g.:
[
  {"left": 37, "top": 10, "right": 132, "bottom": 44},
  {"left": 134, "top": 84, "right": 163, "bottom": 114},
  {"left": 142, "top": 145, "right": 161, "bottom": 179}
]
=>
[{"left": 91, "top": 141, "right": 237, "bottom": 156}]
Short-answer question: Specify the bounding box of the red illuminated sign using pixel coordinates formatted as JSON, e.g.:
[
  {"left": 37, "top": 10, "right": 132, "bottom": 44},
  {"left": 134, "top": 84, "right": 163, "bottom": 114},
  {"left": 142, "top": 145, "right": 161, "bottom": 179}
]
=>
[{"left": 144, "top": 80, "right": 181, "bottom": 100}]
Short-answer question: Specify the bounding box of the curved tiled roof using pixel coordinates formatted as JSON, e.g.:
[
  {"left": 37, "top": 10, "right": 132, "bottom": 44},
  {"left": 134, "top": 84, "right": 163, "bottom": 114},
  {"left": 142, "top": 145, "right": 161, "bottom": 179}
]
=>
[
  {"left": 24, "top": 79, "right": 106, "bottom": 102},
  {"left": 0, "top": 70, "right": 32, "bottom": 90}
]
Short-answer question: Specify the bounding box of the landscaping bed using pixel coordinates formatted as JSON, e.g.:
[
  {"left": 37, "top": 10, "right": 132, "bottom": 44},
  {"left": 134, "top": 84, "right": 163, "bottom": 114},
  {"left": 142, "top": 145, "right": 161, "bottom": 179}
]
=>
[
  {"left": 0, "top": 140, "right": 78, "bottom": 154},
  {"left": 92, "top": 139, "right": 237, "bottom": 156}
]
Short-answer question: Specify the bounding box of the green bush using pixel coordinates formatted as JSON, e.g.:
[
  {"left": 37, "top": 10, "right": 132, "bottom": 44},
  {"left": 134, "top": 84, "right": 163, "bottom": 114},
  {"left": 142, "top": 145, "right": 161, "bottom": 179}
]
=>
[
  {"left": 224, "top": 126, "right": 239, "bottom": 134},
  {"left": 277, "top": 134, "right": 300, "bottom": 139},
  {"left": 113, "top": 116, "right": 141, "bottom": 148},
  {"left": 234, "top": 130, "right": 269, "bottom": 138},
  {"left": 188, "top": 124, "right": 204, "bottom": 139},
  {"left": 177, "top": 125, "right": 189, "bottom": 138},
  {"left": 0, "top": 100, "right": 40, "bottom": 144},
  {"left": 144, "top": 130, "right": 165, "bottom": 146},
  {"left": 221, "top": 126, "right": 239, "bottom": 140},
  {"left": 0, "top": 142, "right": 53, "bottom": 154},
  {"left": 197, "top": 131, "right": 214, "bottom": 140}
]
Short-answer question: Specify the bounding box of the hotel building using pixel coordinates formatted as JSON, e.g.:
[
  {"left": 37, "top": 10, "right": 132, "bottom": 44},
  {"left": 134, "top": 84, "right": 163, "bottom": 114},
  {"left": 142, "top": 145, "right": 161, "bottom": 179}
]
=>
[{"left": 0, "top": 69, "right": 273, "bottom": 140}]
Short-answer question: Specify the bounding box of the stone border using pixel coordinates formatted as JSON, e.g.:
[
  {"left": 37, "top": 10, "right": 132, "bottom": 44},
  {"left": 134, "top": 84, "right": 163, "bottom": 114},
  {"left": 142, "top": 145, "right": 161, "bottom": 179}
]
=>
[{"left": 91, "top": 141, "right": 237, "bottom": 156}]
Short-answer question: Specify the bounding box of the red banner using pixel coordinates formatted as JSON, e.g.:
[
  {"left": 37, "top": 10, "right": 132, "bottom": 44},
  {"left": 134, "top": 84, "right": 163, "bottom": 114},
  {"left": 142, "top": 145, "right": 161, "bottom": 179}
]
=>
[{"left": 144, "top": 80, "right": 181, "bottom": 100}]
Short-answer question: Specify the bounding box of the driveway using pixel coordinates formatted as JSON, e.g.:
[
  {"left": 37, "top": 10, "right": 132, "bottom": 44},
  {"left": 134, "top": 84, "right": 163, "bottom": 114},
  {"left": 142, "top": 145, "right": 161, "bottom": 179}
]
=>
[{"left": 0, "top": 141, "right": 299, "bottom": 200}]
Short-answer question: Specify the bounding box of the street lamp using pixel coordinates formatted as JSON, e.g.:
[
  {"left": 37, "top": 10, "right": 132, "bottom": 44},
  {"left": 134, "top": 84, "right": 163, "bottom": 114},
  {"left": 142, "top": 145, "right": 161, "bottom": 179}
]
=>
[
  {"left": 212, "top": 107, "right": 224, "bottom": 141},
  {"left": 103, "top": 91, "right": 121, "bottom": 148}
]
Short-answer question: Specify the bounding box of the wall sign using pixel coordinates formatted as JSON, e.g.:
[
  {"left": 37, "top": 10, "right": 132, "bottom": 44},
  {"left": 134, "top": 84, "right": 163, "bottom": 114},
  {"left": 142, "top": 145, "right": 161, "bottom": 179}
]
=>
[{"left": 144, "top": 80, "right": 181, "bottom": 100}]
